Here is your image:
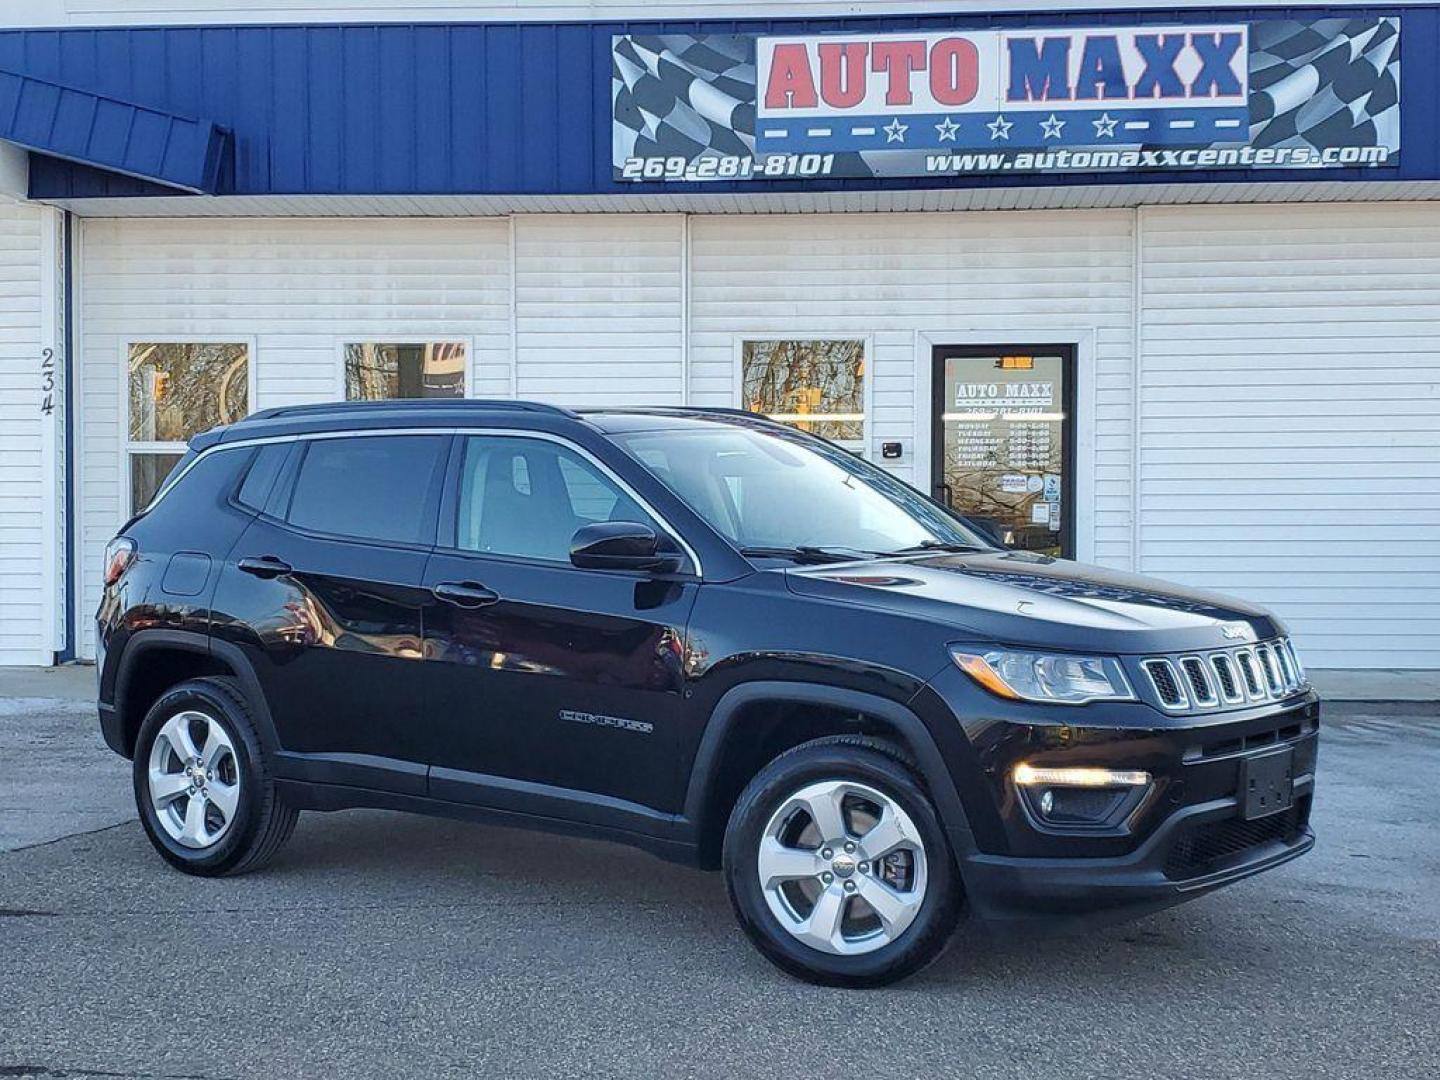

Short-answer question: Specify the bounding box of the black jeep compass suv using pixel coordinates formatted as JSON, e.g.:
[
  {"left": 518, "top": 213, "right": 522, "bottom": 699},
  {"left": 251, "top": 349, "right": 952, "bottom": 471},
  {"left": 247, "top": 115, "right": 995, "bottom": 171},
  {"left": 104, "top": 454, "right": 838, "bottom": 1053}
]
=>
[{"left": 98, "top": 400, "right": 1317, "bottom": 986}]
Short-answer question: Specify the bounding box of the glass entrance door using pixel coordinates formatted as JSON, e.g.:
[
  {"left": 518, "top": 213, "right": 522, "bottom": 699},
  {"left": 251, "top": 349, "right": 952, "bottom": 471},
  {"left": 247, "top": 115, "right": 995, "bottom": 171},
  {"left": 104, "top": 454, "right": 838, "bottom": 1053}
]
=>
[{"left": 931, "top": 345, "right": 1076, "bottom": 558}]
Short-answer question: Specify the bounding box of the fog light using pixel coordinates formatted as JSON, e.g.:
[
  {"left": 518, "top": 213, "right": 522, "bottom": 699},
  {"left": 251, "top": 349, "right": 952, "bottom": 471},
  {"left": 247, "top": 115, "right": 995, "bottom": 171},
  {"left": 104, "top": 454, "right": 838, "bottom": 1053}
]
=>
[
  {"left": 1013, "top": 764, "right": 1150, "bottom": 788},
  {"left": 1014, "top": 763, "right": 1152, "bottom": 828}
]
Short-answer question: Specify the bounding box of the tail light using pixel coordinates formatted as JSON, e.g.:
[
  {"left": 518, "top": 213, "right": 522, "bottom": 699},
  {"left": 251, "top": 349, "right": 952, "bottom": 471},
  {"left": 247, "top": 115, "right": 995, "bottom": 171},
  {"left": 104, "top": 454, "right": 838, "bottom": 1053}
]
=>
[{"left": 103, "top": 537, "right": 136, "bottom": 586}]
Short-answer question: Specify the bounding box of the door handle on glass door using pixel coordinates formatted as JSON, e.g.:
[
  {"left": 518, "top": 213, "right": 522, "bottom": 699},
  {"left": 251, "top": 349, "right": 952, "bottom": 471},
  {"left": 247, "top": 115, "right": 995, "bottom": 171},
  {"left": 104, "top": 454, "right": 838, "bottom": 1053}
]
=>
[
  {"left": 431, "top": 581, "right": 501, "bottom": 608},
  {"left": 237, "top": 555, "right": 293, "bottom": 579}
]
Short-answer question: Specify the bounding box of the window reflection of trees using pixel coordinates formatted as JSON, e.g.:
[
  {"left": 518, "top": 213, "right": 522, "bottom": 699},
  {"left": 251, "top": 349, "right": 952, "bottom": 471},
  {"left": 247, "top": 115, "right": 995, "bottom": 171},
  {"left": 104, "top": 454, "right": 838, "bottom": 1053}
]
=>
[
  {"left": 944, "top": 427, "right": 1062, "bottom": 517},
  {"left": 345, "top": 343, "right": 467, "bottom": 400},
  {"left": 128, "top": 343, "right": 249, "bottom": 442},
  {"left": 742, "top": 340, "right": 864, "bottom": 443},
  {"left": 941, "top": 356, "right": 1064, "bottom": 556}
]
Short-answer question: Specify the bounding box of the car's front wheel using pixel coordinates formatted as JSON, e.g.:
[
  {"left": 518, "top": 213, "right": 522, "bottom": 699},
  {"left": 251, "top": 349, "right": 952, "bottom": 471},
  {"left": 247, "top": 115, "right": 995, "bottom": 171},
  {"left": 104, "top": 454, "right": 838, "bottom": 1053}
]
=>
[
  {"left": 723, "top": 736, "right": 963, "bottom": 987},
  {"left": 132, "top": 676, "right": 298, "bottom": 876}
]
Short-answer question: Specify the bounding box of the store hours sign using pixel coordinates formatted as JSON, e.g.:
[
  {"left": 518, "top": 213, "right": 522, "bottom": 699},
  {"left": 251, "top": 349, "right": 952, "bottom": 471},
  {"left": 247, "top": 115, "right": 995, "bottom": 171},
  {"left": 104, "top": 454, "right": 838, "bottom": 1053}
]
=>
[{"left": 612, "top": 17, "right": 1399, "bottom": 181}]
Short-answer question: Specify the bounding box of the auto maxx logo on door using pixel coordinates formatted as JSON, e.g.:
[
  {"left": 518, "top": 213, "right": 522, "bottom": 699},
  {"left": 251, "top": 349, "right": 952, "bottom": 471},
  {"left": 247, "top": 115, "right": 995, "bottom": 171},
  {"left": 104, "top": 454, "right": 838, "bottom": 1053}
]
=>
[{"left": 612, "top": 18, "right": 1399, "bottom": 181}]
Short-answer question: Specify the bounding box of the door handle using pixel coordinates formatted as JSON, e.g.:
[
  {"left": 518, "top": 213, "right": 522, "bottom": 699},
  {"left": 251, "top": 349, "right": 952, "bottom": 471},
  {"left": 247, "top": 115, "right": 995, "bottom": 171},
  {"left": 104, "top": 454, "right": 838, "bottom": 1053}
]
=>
[
  {"left": 431, "top": 581, "right": 500, "bottom": 609},
  {"left": 934, "top": 482, "right": 954, "bottom": 508},
  {"left": 237, "top": 555, "right": 293, "bottom": 579}
]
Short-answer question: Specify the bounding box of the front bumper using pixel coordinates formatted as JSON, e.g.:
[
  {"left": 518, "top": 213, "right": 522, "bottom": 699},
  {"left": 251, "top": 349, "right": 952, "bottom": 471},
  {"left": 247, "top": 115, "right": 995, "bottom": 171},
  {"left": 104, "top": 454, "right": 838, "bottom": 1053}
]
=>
[
  {"left": 914, "top": 664, "right": 1320, "bottom": 924},
  {"left": 956, "top": 786, "right": 1314, "bottom": 925}
]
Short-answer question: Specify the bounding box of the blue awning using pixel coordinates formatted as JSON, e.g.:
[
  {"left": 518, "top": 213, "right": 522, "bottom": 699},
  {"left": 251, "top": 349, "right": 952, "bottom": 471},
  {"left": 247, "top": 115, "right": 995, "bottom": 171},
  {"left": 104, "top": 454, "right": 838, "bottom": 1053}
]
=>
[{"left": 0, "top": 67, "right": 228, "bottom": 194}]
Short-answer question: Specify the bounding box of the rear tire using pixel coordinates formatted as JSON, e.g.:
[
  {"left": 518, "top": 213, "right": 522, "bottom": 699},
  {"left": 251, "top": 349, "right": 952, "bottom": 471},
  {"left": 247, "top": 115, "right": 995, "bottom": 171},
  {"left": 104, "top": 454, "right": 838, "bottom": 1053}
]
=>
[
  {"left": 723, "top": 736, "right": 963, "bottom": 987},
  {"left": 132, "top": 676, "right": 298, "bottom": 877}
]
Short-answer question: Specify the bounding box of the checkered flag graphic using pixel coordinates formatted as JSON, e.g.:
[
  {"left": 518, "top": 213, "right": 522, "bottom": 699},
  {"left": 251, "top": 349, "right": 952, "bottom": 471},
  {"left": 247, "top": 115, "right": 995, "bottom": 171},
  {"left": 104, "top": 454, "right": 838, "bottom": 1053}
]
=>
[
  {"left": 1249, "top": 17, "right": 1400, "bottom": 153},
  {"left": 612, "top": 35, "right": 756, "bottom": 171}
]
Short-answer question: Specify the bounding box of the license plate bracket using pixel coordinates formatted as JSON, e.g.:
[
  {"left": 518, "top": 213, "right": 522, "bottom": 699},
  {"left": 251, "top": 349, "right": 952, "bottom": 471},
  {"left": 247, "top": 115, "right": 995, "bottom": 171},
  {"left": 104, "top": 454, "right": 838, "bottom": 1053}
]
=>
[{"left": 1242, "top": 746, "right": 1295, "bottom": 820}]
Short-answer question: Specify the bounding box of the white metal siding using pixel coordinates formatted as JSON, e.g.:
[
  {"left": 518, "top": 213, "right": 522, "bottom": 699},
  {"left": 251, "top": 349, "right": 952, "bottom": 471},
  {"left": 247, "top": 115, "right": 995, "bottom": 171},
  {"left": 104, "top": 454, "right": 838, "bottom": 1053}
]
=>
[
  {"left": 59, "top": 206, "right": 1440, "bottom": 670},
  {"left": 687, "top": 211, "right": 1137, "bottom": 568},
  {"left": 512, "top": 215, "right": 683, "bottom": 408},
  {"left": 0, "top": 199, "right": 50, "bottom": 665},
  {"left": 1138, "top": 203, "right": 1440, "bottom": 668},
  {"left": 76, "top": 216, "right": 511, "bottom": 657}
]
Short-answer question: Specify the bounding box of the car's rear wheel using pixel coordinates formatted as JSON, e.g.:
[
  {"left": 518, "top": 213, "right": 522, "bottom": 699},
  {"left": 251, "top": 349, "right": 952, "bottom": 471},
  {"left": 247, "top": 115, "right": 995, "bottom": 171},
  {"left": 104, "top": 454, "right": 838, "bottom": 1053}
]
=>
[
  {"left": 132, "top": 676, "right": 298, "bottom": 876},
  {"left": 723, "top": 736, "right": 963, "bottom": 987}
]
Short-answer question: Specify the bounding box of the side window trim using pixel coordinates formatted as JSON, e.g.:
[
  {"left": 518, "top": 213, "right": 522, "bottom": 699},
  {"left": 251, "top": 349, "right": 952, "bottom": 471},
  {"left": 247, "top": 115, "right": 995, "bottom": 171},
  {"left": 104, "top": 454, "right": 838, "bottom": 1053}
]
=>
[
  {"left": 144, "top": 426, "right": 703, "bottom": 574},
  {"left": 263, "top": 440, "right": 304, "bottom": 521},
  {"left": 436, "top": 432, "right": 465, "bottom": 551},
  {"left": 438, "top": 430, "right": 703, "bottom": 577},
  {"left": 231, "top": 442, "right": 292, "bottom": 516}
]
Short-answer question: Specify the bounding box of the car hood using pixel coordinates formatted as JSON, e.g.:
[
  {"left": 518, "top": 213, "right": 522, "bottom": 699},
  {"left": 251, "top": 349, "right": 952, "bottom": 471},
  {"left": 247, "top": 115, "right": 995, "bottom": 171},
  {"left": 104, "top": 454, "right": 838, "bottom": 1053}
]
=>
[{"left": 782, "top": 550, "right": 1282, "bottom": 655}]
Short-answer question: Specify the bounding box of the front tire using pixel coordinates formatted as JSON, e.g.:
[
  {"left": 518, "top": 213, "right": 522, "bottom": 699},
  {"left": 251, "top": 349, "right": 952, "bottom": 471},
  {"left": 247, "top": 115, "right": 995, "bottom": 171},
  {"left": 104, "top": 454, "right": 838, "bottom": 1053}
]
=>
[
  {"left": 723, "top": 736, "right": 963, "bottom": 987},
  {"left": 132, "top": 676, "right": 298, "bottom": 877}
]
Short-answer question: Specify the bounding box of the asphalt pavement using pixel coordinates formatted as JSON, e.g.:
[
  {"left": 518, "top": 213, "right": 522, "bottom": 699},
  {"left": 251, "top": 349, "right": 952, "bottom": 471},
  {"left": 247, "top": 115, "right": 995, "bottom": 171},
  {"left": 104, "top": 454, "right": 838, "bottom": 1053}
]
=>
[{"left": 1, "top": 676, "right": 1437, "bottom": 1080}]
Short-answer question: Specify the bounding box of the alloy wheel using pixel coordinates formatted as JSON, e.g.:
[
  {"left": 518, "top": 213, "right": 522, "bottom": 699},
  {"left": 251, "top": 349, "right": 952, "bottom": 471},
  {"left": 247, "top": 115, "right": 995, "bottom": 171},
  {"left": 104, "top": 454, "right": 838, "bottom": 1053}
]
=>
[
  {"left": 756, "top": 779, "right": 928, "bottom": 956},
  {"left": 147, "top": 710, "right": 242, "bottom": 850}
]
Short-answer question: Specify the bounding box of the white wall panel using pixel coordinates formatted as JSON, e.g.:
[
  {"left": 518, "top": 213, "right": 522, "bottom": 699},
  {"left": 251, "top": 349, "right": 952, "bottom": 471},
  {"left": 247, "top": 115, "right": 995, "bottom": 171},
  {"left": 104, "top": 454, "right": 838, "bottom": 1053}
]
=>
[
  {"left": 687, "top": 210, "right": 1137, "bottom": 569},
  {"left": 512, "top": 215, "right": 683, "bottom": 408},
  {"left": 59, "top": 203, "right": 1440, "bottom": 671},
  {"left": 76, "top": 216, "right": 511, "bottom": 657},
  {"left": 1138, "top": 203, "right": 1440, "bottom": 668},
  {"left": 0, "top": 199, "right": 52, "bottom": 665}
]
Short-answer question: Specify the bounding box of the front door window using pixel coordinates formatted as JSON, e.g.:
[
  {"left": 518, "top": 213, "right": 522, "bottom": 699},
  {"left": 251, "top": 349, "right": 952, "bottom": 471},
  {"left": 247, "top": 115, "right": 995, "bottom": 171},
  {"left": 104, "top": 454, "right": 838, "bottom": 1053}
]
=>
[
  {"left": 933, "top": 347, "right": 1074, "bottom": 558},
  {"left": 452, "top": 436, "right": 662, "bottom": 564}
]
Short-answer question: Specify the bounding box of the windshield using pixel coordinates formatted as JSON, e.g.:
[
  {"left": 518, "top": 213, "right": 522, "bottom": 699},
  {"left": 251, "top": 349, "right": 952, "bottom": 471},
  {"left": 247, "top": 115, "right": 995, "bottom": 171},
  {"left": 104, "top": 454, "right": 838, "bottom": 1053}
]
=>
[{"left": 610, "top": 424, "right": 992, "bottom": 557}]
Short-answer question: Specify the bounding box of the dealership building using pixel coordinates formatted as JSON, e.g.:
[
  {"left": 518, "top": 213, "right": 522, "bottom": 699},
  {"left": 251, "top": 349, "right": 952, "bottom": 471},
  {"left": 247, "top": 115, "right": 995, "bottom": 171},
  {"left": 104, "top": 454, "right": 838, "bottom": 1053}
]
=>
[{"left": 0, "top": 0, "right": 1435, "bottom": 671}]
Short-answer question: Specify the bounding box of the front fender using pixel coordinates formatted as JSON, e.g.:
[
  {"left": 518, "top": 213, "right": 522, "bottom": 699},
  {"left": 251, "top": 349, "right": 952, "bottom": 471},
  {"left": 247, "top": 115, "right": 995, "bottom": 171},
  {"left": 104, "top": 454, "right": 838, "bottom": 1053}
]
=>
[{"left": 681, "top": 679, "right": 979, "bottom": 863}]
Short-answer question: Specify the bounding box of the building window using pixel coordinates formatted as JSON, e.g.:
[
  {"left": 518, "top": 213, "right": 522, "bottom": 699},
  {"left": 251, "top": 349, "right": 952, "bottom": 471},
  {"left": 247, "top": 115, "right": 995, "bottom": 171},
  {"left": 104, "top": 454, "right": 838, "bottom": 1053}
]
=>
[
  {"left": 127, "top": 342, "right": 249, "bottom": 510},
  {"left": 344, "top": 342, "right": 467, "bottom": 400},
  {"left": 741, "top": 339, "right": 865, "bottom": 450}
]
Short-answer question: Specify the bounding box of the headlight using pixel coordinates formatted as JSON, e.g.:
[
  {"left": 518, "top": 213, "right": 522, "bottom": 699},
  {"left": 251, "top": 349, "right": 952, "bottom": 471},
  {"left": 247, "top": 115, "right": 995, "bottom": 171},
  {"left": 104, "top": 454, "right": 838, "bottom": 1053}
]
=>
[{"left": 951, "top": 648, "right": 1134, "bottom": 705}]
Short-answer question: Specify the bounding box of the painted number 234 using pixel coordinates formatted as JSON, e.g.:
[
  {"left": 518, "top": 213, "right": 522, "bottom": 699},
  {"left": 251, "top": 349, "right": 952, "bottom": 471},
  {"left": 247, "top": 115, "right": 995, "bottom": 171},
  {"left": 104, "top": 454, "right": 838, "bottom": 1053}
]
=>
[{"left": 39, "top": 347, "right": 55, "bottom": 415}]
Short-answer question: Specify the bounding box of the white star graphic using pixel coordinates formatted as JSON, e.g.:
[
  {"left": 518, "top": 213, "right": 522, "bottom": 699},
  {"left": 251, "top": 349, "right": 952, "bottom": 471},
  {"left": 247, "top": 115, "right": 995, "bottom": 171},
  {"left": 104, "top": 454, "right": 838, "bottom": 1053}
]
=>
[
  {"left": 1092, "top": 113, "right": 1119, "bottom": 138},
  {"left": 883, "top": 117, "right": 908, "bottom": 143},
  {"left": 986, "top": 114, "right": 1012, "bottom": 141},
  {"left": 934, "top": 116, "right": 960, "bottom": 142},
  {"left": 1040, "top": 113, "right": 1066, "bottom": 140}
]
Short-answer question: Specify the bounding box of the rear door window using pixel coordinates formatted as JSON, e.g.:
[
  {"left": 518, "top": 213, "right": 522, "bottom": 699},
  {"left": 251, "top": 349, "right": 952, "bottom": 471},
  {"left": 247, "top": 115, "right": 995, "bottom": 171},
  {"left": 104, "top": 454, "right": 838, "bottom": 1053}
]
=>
[{"left": 285, "top": 435, "right": 448, "bottom": 545}]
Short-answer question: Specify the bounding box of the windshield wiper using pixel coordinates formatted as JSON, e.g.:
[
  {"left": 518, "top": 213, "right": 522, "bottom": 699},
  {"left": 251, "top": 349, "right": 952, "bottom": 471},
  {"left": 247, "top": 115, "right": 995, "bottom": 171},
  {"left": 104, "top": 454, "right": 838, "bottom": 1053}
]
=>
[
  {"left": 883, "top": 541, "right": 991, "bottom": 555},
  {"left": 739, "top": 545, "right": 878, "bottom": 565}
]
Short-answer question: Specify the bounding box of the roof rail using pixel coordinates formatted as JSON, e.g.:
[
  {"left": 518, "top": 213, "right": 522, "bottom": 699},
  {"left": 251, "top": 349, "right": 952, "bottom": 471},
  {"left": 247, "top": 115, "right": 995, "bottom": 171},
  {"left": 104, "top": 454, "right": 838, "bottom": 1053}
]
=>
[
  {"left": 243, "top": 399, "right": 579, "bottom": 423},
  {"left": 655, "top": 406, "right": 763, "bottom": 419},
  {"left": 584, "top": 405, "right": 782, "bottom": 424}
]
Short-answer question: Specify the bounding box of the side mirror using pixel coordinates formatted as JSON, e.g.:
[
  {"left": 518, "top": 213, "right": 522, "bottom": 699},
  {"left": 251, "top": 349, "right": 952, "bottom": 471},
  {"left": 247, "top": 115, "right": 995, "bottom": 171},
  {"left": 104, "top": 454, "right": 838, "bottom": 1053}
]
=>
[{"left": 570, "top": 521, "right": 682, "bottom": 574}]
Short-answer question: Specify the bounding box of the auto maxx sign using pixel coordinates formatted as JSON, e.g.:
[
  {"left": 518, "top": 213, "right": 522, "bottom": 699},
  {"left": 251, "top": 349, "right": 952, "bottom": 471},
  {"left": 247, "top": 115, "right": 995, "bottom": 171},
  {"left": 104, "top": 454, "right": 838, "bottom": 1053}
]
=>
[{"left": 611, "top": 17, "right": 1400, "bottom": 181}]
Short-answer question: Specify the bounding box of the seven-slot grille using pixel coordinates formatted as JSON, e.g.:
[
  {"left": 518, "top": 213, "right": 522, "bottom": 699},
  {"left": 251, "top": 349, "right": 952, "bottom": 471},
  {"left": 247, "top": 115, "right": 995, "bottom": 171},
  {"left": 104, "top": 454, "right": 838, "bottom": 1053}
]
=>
[{"left": 1142, "top": 639, "right": 1306, "bottom": 712}]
